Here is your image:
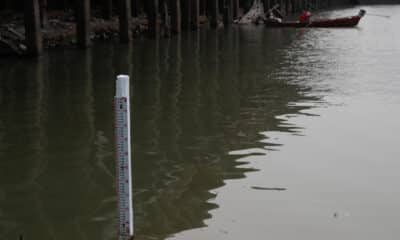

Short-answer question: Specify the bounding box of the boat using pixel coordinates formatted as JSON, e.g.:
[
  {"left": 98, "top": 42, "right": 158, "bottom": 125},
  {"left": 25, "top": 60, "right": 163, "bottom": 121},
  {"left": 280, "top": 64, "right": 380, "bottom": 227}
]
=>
[{"left": 265, "top": 9, "right": 366, "bottom": 28}]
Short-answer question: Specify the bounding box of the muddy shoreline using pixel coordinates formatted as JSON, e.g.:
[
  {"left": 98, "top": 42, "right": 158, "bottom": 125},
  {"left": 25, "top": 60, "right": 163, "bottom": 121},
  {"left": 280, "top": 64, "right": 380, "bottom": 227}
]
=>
[{"left": 0, "top": 9, "right": 209, "bottom": 56}]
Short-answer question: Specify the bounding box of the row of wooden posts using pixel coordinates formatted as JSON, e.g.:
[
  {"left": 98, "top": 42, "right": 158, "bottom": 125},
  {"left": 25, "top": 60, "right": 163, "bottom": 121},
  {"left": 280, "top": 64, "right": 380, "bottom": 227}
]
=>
[{"left": 23, "top": 0, "right": 329, "bottom": 57}]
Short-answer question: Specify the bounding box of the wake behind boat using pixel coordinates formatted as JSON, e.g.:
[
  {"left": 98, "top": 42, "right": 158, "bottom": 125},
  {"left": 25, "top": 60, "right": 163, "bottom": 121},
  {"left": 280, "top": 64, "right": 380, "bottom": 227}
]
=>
[{"left": 265, "top": 9, "right": 366, "bottom": 28}]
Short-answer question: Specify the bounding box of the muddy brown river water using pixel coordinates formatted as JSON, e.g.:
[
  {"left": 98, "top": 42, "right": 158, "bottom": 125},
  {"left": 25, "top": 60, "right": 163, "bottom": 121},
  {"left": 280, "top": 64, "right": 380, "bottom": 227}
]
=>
[{"left": 1, "top": 4, "right": 400, "bottom": 240}]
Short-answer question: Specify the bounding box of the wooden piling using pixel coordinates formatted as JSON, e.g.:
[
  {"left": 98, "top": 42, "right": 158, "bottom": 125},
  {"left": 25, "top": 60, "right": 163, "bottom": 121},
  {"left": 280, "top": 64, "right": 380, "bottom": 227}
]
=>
[
  {"left": 170, "top": 0, "right": 182, "bottom": 33},
  {"left": 289, "top": 0, "right": 294, "bottom": 12},
  {"left": 263, "top": 0, "right": 269, "bottom": 12},
  {"left": 209, "top": 0, "right": 219, "bottom": 28},
  {"left": 119, "top": 0, "right": 132, "bottom": 43},
  {"left": 131, "top": 0, "right": 138, "bottom": 17},
  {"left": 294, "top": 0, "right": 300, "bottom": 12},
  {"left": 303, "top": 0, "right": 307, "bottom": 10},
  {"left": 191, "top": 0, "right": 200, "bottom": 30},
  {"left": 180, "top": 0, "right": 190, "bottom": 30},
  {"left": 285, "top": 0, "right": 290, "bottom": 15},
  {"left": 24, "top": 0, "right": 43, "bottom": 56},
  {"left": 39, "top": 0, "right": 48, "bottom": 27},
  {"left": 160, "top": 0, "right": 171, "bottom": 36},
  {"left": 147, "top": 0, "right": 160, "bottom": 37},
  {"left": 201, "top": 0, "right": 207, "bottom": 15},
  {"left": 222, "top": 0, "right": 233, "bottom": 26},
  {"left": 76, "top": 0, "right": 91, "bottom": 48},
  {"left": 233, "top": 0, "right": 239, "bottom": 19},
  {"left": 103, "top": 0, "right": 113, "bottom": 19}
]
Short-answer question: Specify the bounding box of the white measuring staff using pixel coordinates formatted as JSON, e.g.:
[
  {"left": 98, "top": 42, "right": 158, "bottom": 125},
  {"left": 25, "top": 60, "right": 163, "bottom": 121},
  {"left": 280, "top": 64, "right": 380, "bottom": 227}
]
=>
[{"left": 115, "top": 75, "right": 134, "bottom": 240}]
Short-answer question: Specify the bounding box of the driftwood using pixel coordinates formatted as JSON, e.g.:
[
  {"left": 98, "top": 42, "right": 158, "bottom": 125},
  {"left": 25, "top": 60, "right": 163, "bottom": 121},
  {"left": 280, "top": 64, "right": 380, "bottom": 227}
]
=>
[{"left": 0, "top": 25, "right": 27, "bottom": 56}]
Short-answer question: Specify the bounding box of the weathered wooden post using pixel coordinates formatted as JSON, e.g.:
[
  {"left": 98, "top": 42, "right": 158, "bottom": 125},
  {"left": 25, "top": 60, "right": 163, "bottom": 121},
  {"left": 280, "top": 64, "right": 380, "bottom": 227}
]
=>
[
  {"left": 39, "top": 0, "right": 48, "bottom": 27},
  {"left": 290, "top": 0, "right": 296, "bottom": 13},
  {"left": 209, "top": 0, "right": 219, "bottom": 28},
  {"left": 147, "top": 0, "right": 160, "bottom": 37},
  {"left": 24, "top": 0, "right": 43, "bottom": 56},
  {"left": 76, "top": 0, "right": 91, "bottom": 48},
  {"left": 119, "top": 0, "right": 132, "bottom": 43},
  {"left": 131, "top": 0, "right": 138, "bottom": 17},
  {"left": 263, "top": 0, "right": 269, "bottom": 11},
  {"left": 295, "top": 0, "right": 300, "bottom": 12},
  {"left": 191, "top": 0, "right": 200, "bottom": 30},
  {"left": 285, "top": 0, "right": 290, "bottom": 15},
  {"left": 201, "top": 0, "right": 207, "bottom": 15},
  {"left": 181, "top": 0, "right": 190, "bottom": 30},
  {"left": 270, "top": 0, "right": 276, "bottom": 8},
  {"left": 222, "top": 0, "right": 233, "bottom": 26},
  {"left": 103, "top": 0, "right": 113, "bottom": 19},
  {"left": 233, "top": 0, "right": 239, "bottom": 19},
  {"left": 170, "top": 0, "right": 182, "bottom": 33},
  {"left": 160, "top": 0, "right": 170, "bottom": 36}
]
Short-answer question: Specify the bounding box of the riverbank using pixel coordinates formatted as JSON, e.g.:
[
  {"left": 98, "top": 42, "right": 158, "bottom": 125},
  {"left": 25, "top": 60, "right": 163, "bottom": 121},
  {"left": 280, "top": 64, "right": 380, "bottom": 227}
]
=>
[{"left": 0, "top": 9, "right": 210, "bottom": 56}]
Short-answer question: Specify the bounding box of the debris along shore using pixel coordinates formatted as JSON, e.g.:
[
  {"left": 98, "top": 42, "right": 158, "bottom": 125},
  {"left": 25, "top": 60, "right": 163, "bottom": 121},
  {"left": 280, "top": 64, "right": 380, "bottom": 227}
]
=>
[
  {"left": 0, "top": 9, "right": 149, "bottom": 55},
  {"left": 1, "top": 0, "right": 360, "bottom": 57},
  {"left": 0, "top": 8, "right": 211, "bottom": 56}
]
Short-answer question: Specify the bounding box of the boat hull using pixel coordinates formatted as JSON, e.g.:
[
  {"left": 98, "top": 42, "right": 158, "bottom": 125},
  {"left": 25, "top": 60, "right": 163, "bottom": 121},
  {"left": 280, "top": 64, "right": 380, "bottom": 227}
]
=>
[{"left": 265, "top": 15, "right": 362, "bottom": 28}]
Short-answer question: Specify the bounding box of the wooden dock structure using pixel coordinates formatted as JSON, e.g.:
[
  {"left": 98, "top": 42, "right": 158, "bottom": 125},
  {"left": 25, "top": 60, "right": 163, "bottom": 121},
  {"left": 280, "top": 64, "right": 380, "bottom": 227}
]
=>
[{"left": 0, "top": 0, "right": 359, "bottom": 57}]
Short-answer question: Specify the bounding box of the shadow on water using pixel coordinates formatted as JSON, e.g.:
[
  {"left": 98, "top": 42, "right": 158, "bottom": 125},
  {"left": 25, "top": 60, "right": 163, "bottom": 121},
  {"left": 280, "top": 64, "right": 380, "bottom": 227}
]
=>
[{"left": 0, "top": 26, "right": 322, "bottom": 240}]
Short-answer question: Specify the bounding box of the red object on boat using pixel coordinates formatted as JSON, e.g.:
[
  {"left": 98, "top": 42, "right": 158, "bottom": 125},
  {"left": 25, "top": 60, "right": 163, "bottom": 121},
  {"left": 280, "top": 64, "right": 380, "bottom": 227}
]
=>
[
  {"left": 265, "top": 9, "right": 366, "bottom": 28},
  {"left": 299, "top": 11, "right": 312, "bottom": 23}
]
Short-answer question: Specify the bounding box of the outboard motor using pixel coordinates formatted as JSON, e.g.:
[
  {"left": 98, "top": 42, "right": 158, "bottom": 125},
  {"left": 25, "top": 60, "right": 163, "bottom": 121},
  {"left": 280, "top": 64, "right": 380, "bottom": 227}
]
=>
[{"left": 358, "top": 9, "right": 366, "bottom": 17}]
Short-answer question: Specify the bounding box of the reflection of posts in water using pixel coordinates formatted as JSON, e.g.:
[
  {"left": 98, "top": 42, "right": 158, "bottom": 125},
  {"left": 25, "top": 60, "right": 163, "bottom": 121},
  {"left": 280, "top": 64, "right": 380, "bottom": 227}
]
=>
[
  {"left": 24, "top": 0, "right": 43, "bottom": 56},
  {"left": 115, "top": 43, "right": 133, "bottom": 76},
  {"left": 28, "top": 55, "right": 53, "bottom": 239},
  {"left": 158, "top": 34, "right": 182, "bottom": 153},
  {"left": 83, "top": 50, "right": 95, "bottom": 133},
  {"left": 172, "top": 35, "right": 183, "bottom": 144},
  {"left": 191, "top": 31, "right": 201, "bottom": 128},
  {"left": 30, "top": 54, "right": 48, "bottom": 182},
  {"left": 135, "top": 37, "right": 161, "bottom": 152},
  {"left": 200, "top": 29, "right": 220, "bottom": 132}
]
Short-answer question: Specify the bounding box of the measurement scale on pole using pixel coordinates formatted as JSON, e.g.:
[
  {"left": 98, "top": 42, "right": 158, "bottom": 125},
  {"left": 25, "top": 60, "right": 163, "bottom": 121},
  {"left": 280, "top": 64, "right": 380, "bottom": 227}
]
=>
[{"left": 115, "top": 75, "right": 134, "bottom": 240}]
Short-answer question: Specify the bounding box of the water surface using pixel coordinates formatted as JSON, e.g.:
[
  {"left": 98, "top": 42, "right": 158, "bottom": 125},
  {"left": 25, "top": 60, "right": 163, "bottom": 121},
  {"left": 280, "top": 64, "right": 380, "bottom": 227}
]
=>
[{"left": 1, "top": 4, "right": 400, "bottom": 240}]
